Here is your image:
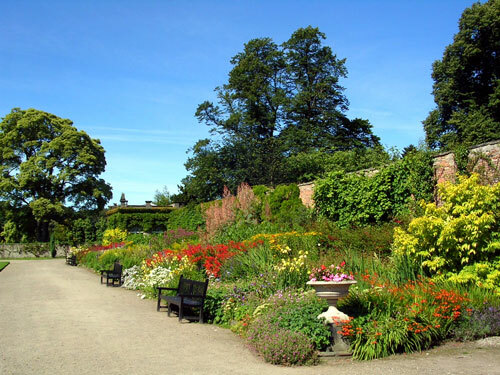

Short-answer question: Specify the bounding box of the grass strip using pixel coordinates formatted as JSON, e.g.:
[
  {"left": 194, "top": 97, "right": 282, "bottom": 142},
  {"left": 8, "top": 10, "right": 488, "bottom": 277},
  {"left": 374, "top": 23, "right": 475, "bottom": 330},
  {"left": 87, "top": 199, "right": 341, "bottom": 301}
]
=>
[
  {"left": 0, "top": 261, "right": 10, "bottom": 272},
  {"left": 0, "top": 256, "right": 64, "bottom": 261}
]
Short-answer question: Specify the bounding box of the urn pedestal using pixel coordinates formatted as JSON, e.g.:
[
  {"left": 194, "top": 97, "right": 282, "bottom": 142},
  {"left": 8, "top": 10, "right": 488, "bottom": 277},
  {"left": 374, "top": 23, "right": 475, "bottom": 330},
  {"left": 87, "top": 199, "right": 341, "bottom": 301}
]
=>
[{"left": 307, "top": 280, "right": 357, "bottom": 356}]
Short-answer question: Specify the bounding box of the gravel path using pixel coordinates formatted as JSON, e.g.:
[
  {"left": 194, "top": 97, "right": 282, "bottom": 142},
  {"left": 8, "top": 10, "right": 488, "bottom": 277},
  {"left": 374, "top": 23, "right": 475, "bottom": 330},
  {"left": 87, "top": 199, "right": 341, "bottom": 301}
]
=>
[{"left": 1, "top": 260, "right": 499, "bottom": 375}]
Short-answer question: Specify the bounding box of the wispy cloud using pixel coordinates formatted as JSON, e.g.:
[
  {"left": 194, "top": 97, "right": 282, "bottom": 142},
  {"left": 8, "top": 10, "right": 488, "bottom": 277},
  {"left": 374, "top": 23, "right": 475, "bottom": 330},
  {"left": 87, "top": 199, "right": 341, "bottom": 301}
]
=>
[
  {"left": 96, "top": 134, "right": 193, "bottom": 145},
  {"left": 84, "top": 125, "right": 204, "bottom": 146},
  {"left": 87, "top": 125, "right": 178, "bottom": 135}
]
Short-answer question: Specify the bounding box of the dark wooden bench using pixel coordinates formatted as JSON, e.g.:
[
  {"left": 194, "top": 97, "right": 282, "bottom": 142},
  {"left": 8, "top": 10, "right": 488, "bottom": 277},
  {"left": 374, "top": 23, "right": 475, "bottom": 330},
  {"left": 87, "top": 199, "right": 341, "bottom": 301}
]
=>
[
  {"left": 157, "top": 275, "right": 209, "bottom": 323},
  {"left": 100, "top": 262, "right": 123, "bottom": 287},
  {"left": 66, "top": 253, "right": 77, "bottom": 266}
]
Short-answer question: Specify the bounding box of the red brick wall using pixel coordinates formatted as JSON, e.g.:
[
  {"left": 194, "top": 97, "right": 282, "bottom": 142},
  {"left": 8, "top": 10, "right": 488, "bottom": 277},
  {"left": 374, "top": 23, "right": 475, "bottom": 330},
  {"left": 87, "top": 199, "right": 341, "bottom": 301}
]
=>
[
  {"left": 433, "top": 152, "right": 457, "bottom": 185},
  {"left": 298, "top": 140, "right": 500, "bottom": 208},
  {"left": 433, "top": 140, "right": 500, "bottom": 186},
  {"left": 298, "top": 182, "right": 315, "bottom": 208}
]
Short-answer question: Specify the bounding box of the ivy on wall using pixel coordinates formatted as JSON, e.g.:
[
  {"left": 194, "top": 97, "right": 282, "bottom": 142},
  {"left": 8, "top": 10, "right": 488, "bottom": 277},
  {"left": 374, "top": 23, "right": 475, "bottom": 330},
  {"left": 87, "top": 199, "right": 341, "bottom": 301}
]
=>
[
  {"left": 107, "top": 212, "right": 172, "bottom": 233},
  {"left": 314, "top": 150, "right": 434, "bottom": 226}
]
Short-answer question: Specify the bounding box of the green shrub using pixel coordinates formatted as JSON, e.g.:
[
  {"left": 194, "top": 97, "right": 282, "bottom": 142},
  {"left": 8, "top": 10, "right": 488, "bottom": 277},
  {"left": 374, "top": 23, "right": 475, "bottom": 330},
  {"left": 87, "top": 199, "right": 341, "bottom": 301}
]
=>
[
  {"left": 453, "top": 305, "right": 500, "bottom": 341},
  {"left": 167, "top": 204, "right": 205, "bottom": 231},
  {"left": 314, "top": 149, "right": 434, "bottom": 227},
  {"left": 106, "top": 211, "right": 172, "bottom": 233},
  {"left": 102, "top": 228, "right": 128, "bottom": 246},
  {"left": 23, "top": 242, "right": 50, "bottom": 257},
  {"left": 210, "top": 221, "right": 280, "bottom": 245},
  {"left": 220, "top": 244, "right": 276, "bottom": 281},
  {"left": 247, "top": 323, "right": 319, "bottom": 366},
  {"left": 245, "top": 289, "right": 329, "bottom": 365},
  {"left": 393, "top": 174, "right": 500, "bottom": 291},
  {"left": 204, "top": 276, "right": 278, "bottom": 325},
  {"left": 258, "top": 290, "right": 331, "bottom": 350},
  {"left": 338, "top": 278, "right": 471, "bottom": 360},
  {"left": 49, "top": 234, "right": 56, "bottom": 258}
]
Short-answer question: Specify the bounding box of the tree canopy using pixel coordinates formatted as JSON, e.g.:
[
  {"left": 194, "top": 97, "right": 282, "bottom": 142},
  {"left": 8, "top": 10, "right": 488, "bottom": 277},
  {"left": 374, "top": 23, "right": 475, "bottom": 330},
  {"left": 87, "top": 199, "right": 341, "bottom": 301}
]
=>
[
  {"left": 423, "top": 0, "right": 500, "bottom": 150},
  {"left": 177, "top": 26, "right": 380, "bottom": 203},
  {"left": 0, "top": 108, "right": 112, "bottom": 241}
]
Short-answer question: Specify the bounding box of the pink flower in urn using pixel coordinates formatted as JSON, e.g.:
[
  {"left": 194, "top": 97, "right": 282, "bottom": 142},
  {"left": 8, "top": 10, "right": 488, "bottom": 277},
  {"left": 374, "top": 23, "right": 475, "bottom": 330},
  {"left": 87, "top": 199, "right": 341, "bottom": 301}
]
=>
[{"left": 308, "top": 261, "right": 354, "bottom": 282}]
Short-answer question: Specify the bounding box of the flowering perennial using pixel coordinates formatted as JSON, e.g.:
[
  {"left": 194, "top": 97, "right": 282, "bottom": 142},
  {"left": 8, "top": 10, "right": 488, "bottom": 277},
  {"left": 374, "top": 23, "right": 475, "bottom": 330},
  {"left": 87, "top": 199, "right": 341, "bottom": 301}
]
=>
[
  {"left": 338, "top": 274, "right": 471, "bottom": 360},
  {"left": 309, "top": 262, "right": 354, "bottom": 282},
  {"left": 144, "top": 240, "right": 264, "bottom": 278}
]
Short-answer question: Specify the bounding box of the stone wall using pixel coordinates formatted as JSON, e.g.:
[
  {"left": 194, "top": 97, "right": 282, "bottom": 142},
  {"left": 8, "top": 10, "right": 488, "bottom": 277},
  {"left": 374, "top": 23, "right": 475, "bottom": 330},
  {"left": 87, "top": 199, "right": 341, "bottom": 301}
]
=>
[
  {"left": 298, "top": 140, "right": 500, "bottom": 208},
  {"left": 298, "top": 182, "right": 315, "bottom": 208},
  {"left": 297, "top": 167, "right": 381, "bottom": 208},
  {"left": 0, "top": 243, "right": 69, "bottom": 258},
  {"left": 468, "top": 140, "right": 500, "bottom": 184},
  {"left": 433, "top": 140, "right": 500, "bottom": 185}
]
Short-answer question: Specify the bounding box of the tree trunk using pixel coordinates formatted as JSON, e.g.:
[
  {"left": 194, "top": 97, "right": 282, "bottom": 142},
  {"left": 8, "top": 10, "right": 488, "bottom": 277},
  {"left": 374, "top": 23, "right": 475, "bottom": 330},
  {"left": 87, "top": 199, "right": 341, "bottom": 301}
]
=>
[{"left": 36, "top": 221, "right": 50, "bottom": 242}]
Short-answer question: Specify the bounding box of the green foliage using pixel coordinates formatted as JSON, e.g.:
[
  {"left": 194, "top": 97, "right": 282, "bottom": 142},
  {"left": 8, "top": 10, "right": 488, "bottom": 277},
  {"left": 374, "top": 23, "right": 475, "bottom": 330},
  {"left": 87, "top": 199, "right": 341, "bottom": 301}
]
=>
[
  {"left": 102, "top": 228, "right": 128, "bottom": 246},
  {"left": 259, "top": 291, "right": 331, "bottom": 350},
  {"left": 65, "top": 216, "right": 106, "bottom": 245},
  {"left": 210, "top": 221, "right": 280, "bottom": 245},
  {"left": 284, "top": 147, "right": 392, "bottom": 183},
  {"left": 153, "top": 186, "right": 171, "bottom": 206},
  {"left": 166, "top": 204, "right": 204, "bottom": 231},
  {"left": 79, "top": 244, "right": 155, "bottom": 271},
  {"left": 454, "top": 144, "right": 471, "bottom": 175},
  {"left": 106, "top": 212, "right": 171, "bottom": 233},
  {"left": 453, "top": 305, "right": 500, "bottom": 341},
  {"left": 314, "top": 149, "right": 434, "bottom": 226},
  {"left": 245, "top": 290, "right": 329, "bottom": 365},
  {"left": 22, "top": 242, "right": 50, "bottom": 257},
  {"left": 49, "top": 233, "right": 56, "bottom": 258},
  {"left": 423, "top": 0, "right": 500, "bottom": 150},
  {"left": 268, "top": 184, "right": 311, "bottom": 227},
  {"left": 0, "top": 108, "right": 112, "bottom": 241},
  {"left": 247, "top": 323, "right": 319, "bottom": 366},
  {"left": 338, "top": 279, "right": 471, "bottom": 360},
  {"left": 179, "top": 26, "right": 380, "bottom": 203},
  {"left": 311, "top": 220, "right": 396, "bottom": 257},
  {"left": 1, "top": 220, "right": 21, "bottom": 243},
  {"left": 220, "top": 245, "right": 276, "bottom": 280},
  {"left": 394, "top": 174, "right": 500, "bottom": 291},
  {"left": 447, "top": 256, "right": 500, "bottom": 294}
]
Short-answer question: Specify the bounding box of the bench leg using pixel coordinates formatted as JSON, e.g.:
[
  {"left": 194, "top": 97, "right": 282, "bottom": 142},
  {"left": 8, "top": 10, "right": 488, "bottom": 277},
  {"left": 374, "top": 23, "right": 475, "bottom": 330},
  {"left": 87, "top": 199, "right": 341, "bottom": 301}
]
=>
[
  {"left": 179, "top": 305, "right": 183, "bottom": 322},
  {"left": 199, "top": 307, "right": 204, "bottom": 324},
  {"left": 167, "top": 303, "right": 172, "bottom": 317},
  {"left": 157, "top": 295, "right": 161, "bottom": 311}
]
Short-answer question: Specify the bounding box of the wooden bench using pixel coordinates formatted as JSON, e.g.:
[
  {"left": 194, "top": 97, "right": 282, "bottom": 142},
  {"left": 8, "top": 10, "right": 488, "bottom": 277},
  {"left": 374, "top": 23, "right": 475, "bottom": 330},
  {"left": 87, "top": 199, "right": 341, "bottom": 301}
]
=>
[
  {"left": 157, "top": 275, "right": 209, "bottom": 323},
  {"left": 66, "top": 253, "right": 77, "bottom": 266},
  {"left": 100, "top": 262, "right": 123, "bottom": 287}
]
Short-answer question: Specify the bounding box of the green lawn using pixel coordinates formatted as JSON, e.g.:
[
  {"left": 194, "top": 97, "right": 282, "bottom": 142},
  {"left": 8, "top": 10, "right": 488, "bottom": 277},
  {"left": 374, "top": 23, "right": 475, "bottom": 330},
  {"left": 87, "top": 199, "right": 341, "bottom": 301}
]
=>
[{"left": 0, "top": 261, "right": 10, "bottom": 272}]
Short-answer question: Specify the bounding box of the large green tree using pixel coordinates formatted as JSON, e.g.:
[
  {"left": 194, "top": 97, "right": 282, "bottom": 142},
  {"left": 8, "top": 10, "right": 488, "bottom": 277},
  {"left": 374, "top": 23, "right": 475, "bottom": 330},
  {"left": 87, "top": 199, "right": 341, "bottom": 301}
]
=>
[
  {"left": 0, "top": 108, "right": 112, "bottom": 241},
  {"left": 180, "top": 27, "right": 380, "bottom": 202},
  {"left": 423, "top": 0, "right": 500, "bottom": 150}
]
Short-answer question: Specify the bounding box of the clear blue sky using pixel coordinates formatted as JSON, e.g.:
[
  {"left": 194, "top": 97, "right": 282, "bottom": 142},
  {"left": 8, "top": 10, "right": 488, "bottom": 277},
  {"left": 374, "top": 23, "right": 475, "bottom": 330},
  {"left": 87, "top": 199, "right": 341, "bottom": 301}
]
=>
[{"left": 0, "top": 0, "right": 476, "bottom": 205}]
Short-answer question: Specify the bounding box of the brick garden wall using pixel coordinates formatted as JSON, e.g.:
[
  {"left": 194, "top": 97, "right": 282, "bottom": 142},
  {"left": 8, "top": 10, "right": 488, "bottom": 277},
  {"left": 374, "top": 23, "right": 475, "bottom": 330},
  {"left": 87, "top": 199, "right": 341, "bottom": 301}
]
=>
[
  {"left": 298, "top": 182, "right": 315, "bottom": 208},
  {"left": 298, "top": 139, "right": 500, "bottom": 208},
  {"left": 433, "top": 140, "right": 500, "bottom": 185}
]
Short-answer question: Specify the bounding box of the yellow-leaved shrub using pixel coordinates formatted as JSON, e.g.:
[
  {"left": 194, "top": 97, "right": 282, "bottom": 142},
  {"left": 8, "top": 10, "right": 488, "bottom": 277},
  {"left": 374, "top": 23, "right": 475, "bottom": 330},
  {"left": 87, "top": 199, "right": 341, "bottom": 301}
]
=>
[
  {"left": 393, "top": 174, "right": 500, "bottom": 292},
  {"left": 102, "top": 228, "right": 128, "bottom": 246}
]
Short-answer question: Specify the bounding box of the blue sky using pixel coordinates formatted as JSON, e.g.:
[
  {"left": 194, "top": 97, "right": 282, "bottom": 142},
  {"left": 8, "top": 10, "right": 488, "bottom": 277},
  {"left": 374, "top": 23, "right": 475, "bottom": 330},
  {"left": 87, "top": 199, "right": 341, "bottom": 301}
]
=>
[{"left": 0, "top": 0, "right": 475, "bottom": 205}]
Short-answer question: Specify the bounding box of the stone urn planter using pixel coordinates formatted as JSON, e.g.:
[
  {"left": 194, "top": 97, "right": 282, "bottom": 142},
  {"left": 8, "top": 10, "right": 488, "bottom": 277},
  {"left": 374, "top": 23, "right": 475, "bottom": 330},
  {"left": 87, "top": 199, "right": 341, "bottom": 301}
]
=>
[
  {"left": 307, "top": 280, "right": 357, "bottom": 356},
  {"left": 306, "top": 280, "right": 357, "bottom": 307}
]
